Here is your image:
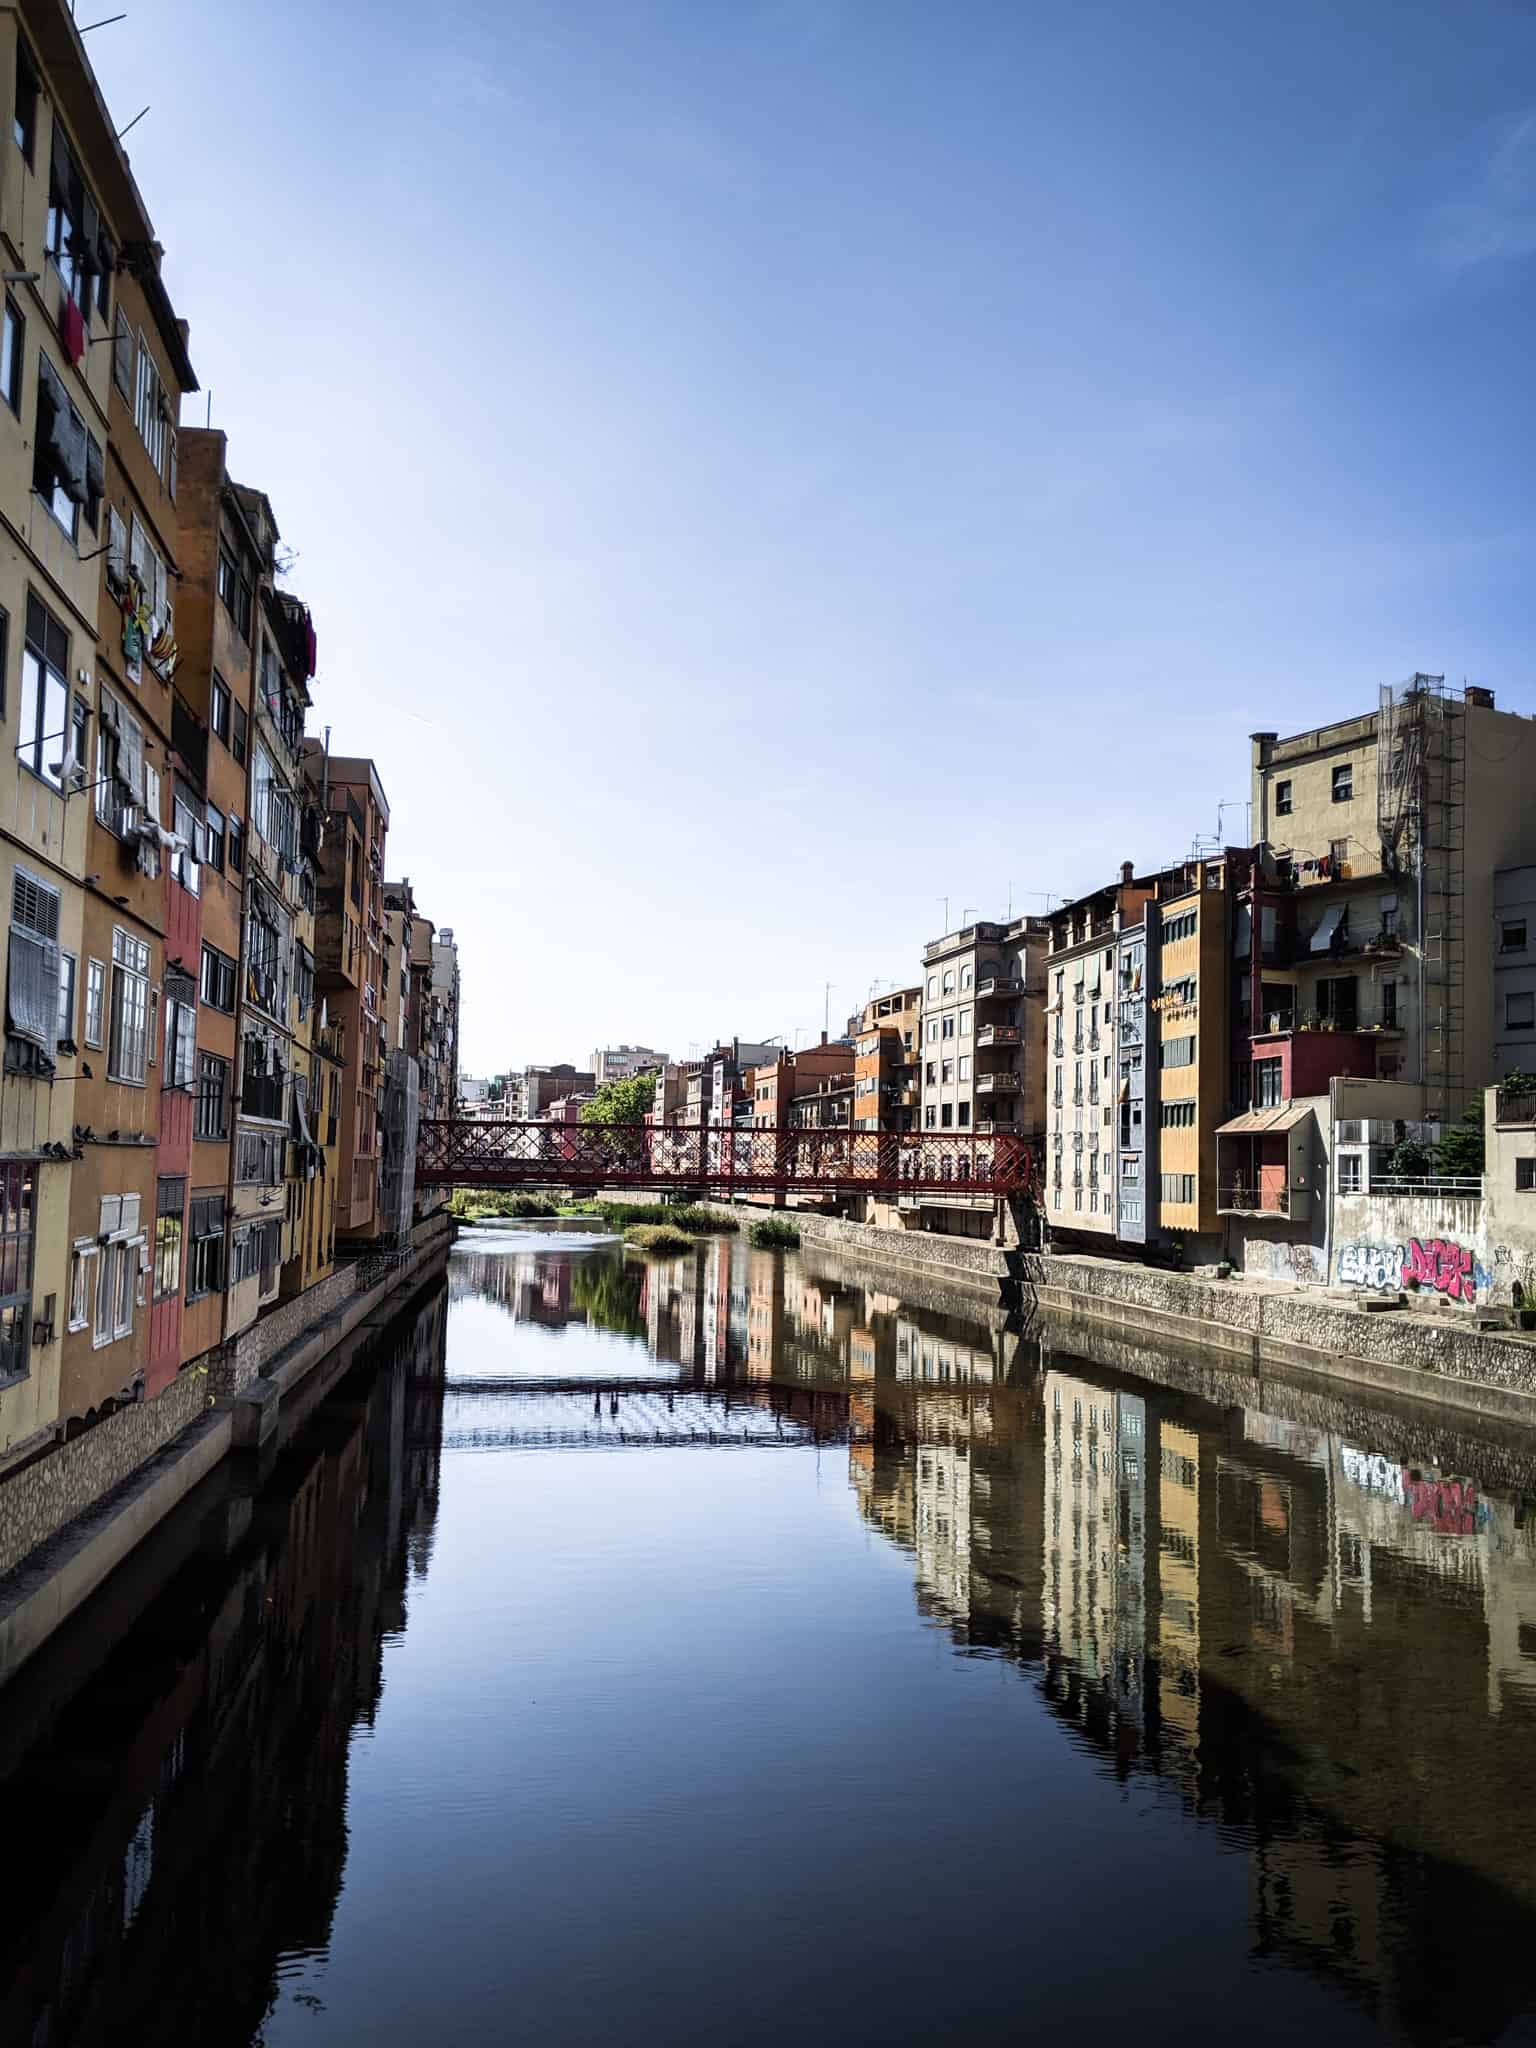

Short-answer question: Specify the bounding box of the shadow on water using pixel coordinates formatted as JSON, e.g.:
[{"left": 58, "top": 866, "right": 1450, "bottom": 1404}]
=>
[{"left": 5, "top": 1228, "right": 1536, "bottom": 2042}]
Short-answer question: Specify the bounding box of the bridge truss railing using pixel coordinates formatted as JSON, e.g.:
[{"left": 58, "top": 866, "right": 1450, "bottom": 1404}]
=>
[{"left": 417, "top": 1119, "right": 1031, "bottom": 1197}]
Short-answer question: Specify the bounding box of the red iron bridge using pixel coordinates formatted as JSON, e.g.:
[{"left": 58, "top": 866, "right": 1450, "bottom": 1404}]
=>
[{"left": 416, "top": 1120, "right": 1033, "bottom": 1200}]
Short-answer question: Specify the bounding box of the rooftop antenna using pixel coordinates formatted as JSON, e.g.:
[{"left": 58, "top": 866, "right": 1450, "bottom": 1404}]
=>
[
  {"left": 79, "top": 13, "right": 128, "bottom": 32},
  {"left": 115, "top": 104, "right": 149, "bottom": 142},
  {"left": 937, "top": 896, "right": 949, "bottom": 934}
]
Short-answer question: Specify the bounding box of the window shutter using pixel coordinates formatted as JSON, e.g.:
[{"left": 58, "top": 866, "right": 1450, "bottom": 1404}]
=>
[
  {"left": 106, "top": 504, "right": 128, "bottom": 585},
  {"left": 11, "top": 870, "right": 60, "bottom": 940}
]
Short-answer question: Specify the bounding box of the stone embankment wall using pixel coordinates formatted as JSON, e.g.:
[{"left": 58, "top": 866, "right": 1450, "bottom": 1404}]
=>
[
  {"left": 0, "top": 1366, "right": 208, "bottom": 1580},
  {"left": 1028, "top": 1251, "right": 1536, "bottom": 1423},
  {"left": 704, "top": 1205, "right": 1008, "bottom": 1294}
]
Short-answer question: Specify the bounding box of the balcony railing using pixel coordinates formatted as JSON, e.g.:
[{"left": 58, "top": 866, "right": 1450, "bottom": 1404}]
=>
[
  {"left": 1365, "top": 1174, "right": 1483, "bottom": 1198},
  {"left": 976, "top": 1072, "right": 1022, "bottom": 1094},
  {"left": 1495, "top": 1090, "right": 1536, "bottom": 1125},
  {"left": 1217, "top": 1183, "right": 1298, "bottom": 1216},
  {"left": 977, "top": 976, "right": 1024, "bottom": 1000},
  {"left": 977, "top": 1024, "right": 1021, "bottom": 1048}
]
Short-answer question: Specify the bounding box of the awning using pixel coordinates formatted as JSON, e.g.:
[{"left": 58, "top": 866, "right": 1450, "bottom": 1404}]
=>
[
  {"left": 1310, "top": 903, "right": 1346, "bottom": 953},
  {"left": 1216, "top": 1104, "right": 1315, "bottom": 1137}
]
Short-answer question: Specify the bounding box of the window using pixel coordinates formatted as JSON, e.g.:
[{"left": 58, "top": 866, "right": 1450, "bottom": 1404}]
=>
[
  {"left": 17, "top": 593, "right": 69, "bottom": 787},
  {"left": 961, "top": 968, "right": 972, "bottom": 990},
  {"left": 95, "top": 689, "right": 145, "bottom": 838},
  {"left": 134, "top": 333, "right": 169, "bottom": 475},
  {"left": 927, "top": 1019, "right": 938, "bottom": 1045},
  {"left": 210, "top": 674, "right": 231, "bottom": 744},
  {"left": 194, "top": 1052, "right": 230, "bottom": 1141},
  {"left": 93, "top": 1226, "right": 139, "bottom": 1350},
  {"left": 1337, "top": 1154, "right": 1363, "bottom": 1194},
  {"left": 32, "top": 363, "right": 92, "bottom": 538},
  {"left": 68, "top": 1241, "right": 96, "bottom": 1332},
  {"left": 1382, "top": 978, "right": 1397, "bottom": 1028},
  {"left": 926, "top": 976, "right": 938, "bottom": 1000},
  {"left": 1317, "top": 975, "right": 1359, "bottom": 1030},
  {"left": 246, "top": 892, "right": 287, "bottom": 1017},
  {"left": 186, "top": 1195, "right": 225, "bottom": 1301},
  {"left": 171, "top": 789, "right": 202, "bottom": 896},
  {"left": 199, "top": 802, "right": 226, "bottom": 876},
  {"left": 112, "top": 305, "right": 133, "bottom": 398},
  {"left": 1160, "top": 1174, "right": 1196, "bottom": 1205},
  {"left": 231, "top": 699, "right": 248, "bottom": 765},
  {"left": 154, "top": 1179, "right": 184, "bottom": 1301},
  {"left": 1517, "top": 1158, "right": 1536, "bottom": 1193},
  {"left": 940, "top": 1103, "right": 953, "bottom": 1128},
  {"left": 1508, "top": 993, "right": 1535, "bottom": 1032},
  {"left": 108, "top": 927, "right": 151, "bottom": 1083},
  {"left": 56, "top": 949, "right": 75, "bottom": 1048},
  {"left": 958, "top": 1008, "right": 971, "bottom": 1036},
  {"left": 6, "top": 867, "right": 60, "bottom": 1076},
  {"left": 1502, "top": 920, "right": 1528, "bottom": 954},
  {"left": 1332, "top": 762, "right": 1353, "bottom": 802},
  {"left": 1330, "top": 838, "right": 1348, "bottom": 872},
  {"left": 218, "top": 545, "right": 252, "bottom": 639},
  {"left": 1160, "top": 1035, "right": 1196, "bottom": 1068},
  {"left": 84, "top": 956, "right": 105, "bottom": 1048},
  {"left": 13, "top": 37, "right": 37, "bottom": 163},
  {"left": 1159, "top": 1100, "right": 1196, "bottom": 1128},
  {"left": 163, "top": 981, "right": 196, "bottom": 1089},
  {"left": 942, "top": 970, "right": 955, "bottom": 994},
  {"left": 1161, "top": 909, "right": 1197, "bottom": 944},
  {"left": 941, "top": 1060, "right": 953, "bottom": 1084},
  {"left": 1274, "top": 779, "right": 1292, "bottom": 815},
  {"left": 924, "top": 1061, "right": 935, "bottom": 1084},
  {"left": 1254, "top": 1056, "right": 1283, "bottom": 1108},
  {"left": 941, "top": 1015, "right": 954, "bottom": 1040},
  {"left": 235, "top": 1127, "right": 283, "bottom": 1186},
  {"left": 0, "top": 1163, "right": 35, "bottom": 1381},
  {"left": 241, "top": 1031, "right": 285, "bottom": 1120},
  {"left": 228, "top": 813, "right": 245, "bottom": 874},
  {"left": 958, "top": 1055, "right": 970, "bottom": 1081},
  {"left": 0, "top": 297, "right": 21, "bottom": 416},
  {"left": 924, "top": 1106, "right": 936, "bottom": 1130},
  {"left": 957, "top": 1103, "right": 970, "bottom": 1127},
  {"left": 200, "top": 944, "right": 237, "bottom": 1013}
]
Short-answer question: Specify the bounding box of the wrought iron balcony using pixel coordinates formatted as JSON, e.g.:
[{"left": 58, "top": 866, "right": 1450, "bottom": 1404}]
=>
[{"left": 977, "top": 1023, "right": 1021, "bottom": 1048}]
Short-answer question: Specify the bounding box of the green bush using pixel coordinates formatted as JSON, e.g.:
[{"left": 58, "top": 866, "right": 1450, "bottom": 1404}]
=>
[
  {"left": 749, "top": 1218, "right": 800, "bottom": 1249},
  {"left": 623, "top": 1223, "right": 696, "bottom": 1254},
  {"left": 450, "top": 1189, "right": 562, "bottom": 1220}
]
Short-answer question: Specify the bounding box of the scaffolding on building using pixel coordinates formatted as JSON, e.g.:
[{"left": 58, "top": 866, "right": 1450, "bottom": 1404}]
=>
[{"left": 1377, "top": 673, "right": 1464, "bottom": 1119}]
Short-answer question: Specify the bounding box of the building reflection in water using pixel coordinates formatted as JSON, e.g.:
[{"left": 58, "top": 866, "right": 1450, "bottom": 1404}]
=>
[
  {"left": 7, "top": 1224, "right": 1536, "bottom": 2047},
  {"left": 0, "top": 1283, "right": 447, "bottom": 2048}
]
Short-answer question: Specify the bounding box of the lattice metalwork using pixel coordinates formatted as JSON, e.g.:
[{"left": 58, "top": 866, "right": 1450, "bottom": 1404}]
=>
[{"left": 417, "top": 1119, "right": 1032, "bottom": 1196}]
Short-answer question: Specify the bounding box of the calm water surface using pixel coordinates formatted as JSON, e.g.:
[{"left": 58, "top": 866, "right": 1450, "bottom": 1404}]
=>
[{"left": 6, "top": 1219, "right": 1536, "bottom": 2046}]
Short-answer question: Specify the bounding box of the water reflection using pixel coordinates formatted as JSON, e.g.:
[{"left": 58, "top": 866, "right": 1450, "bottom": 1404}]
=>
[{"left": 5, "top": 1228, "right": 1536, "bottom": 2044}]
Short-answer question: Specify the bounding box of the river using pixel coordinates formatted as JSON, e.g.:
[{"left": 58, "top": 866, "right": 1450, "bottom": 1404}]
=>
[{"left": 4, "top": 1217, "right": 1536, "bottom": 2046}]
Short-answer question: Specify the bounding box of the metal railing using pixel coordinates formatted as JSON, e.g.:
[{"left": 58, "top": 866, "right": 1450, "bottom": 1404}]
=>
[
  {"left": 1363, "top": 1175, "right": 1483, "bottom": 1198},
  {"left": 1217, "top": 1183, "right": 1297, "bottom": 1216}
]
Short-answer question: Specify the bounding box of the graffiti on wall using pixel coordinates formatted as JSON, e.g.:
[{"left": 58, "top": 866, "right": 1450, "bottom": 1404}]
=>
[
  {"left": 1339, "top": 1444, "right": 1494, "bottom": 1534},
  {"left": 1336, "top": 1237, "right": 1492, "bottom": 1302}
]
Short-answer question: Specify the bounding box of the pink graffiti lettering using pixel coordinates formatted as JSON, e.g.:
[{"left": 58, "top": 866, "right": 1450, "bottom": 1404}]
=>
[
  {"left": 1401, "top": 1237, "right": 1476, "bottom": 1302},
  {"left": 1402, "top": 1473, "right": 1483, "bottom": 1535}
]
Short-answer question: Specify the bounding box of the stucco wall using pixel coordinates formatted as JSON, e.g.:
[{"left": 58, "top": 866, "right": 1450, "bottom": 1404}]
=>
[
  {"left": 705, "top": 1204, "right": 1008, "bottom": 1289},
  {"left": 1331, "top": 1189, "right": 1490, "bottom": 1301}
]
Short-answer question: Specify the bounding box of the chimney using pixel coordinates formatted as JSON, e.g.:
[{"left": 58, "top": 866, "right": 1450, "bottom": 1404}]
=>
[
  {"left": 1120, "top": 860, "right": 1134, "bottom": 886},
  {"left": 820, "top": 1031, "right": 827, "bottom": 1045},
  {"left": 1465, "top": 685, "right": 1496, "bottom": 710}
]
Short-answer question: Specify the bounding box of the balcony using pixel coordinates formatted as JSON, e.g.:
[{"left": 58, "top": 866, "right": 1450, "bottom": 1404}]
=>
[
  {"left": 1217, "top": 1182, "right": 1301, "bottom": 1217},
  {"left": 977, "top": 976, "right": 1024, "bottom": 1001},
  {"left": 977, "top": 1024, "right": 1021, "bottom": 1049},
  {"left": 976, "top": 1071, "right": 1021, "bottom": 1095},
  {"left": 1496, "top": 1089, "right": 1536, "bottom": 1126}
]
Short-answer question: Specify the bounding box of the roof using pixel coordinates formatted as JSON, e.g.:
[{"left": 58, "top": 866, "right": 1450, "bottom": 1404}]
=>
[{"left": 1216, "top": 1104, "right": 1316, "bottom": 1137}]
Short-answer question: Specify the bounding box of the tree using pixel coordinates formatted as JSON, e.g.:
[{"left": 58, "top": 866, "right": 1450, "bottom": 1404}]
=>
[
  {"left": 579, "top": 1073, "right": 656, "bottom": 1126},
  {"left": 1435, "top": 1095, "right": 1486, "bottom": 1178}
]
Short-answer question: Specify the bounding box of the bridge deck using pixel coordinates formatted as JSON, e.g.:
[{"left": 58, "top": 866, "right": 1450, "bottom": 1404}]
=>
[{"left": 417, "top": 1119, "right": 1030, "bottom": 1197}]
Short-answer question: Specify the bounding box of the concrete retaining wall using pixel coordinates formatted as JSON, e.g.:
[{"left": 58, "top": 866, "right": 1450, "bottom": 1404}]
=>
[
  {"left": 1029, "top": 1250, "right": 1536, "bottom": 1424},
  {"left": 704, "top": 1204, "right": 1009, "bottom": 1293}
]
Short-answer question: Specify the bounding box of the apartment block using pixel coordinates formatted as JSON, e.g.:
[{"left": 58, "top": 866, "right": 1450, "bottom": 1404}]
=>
[
  {"left": 426, "top": 926, "right": 459, "bottom": 1122},
  {"left": 914, "top": 916, "right": 1047, "bottom": 1237},
  {"left": 746, "top": 1040, "right": 851, "bottom": 1128},
  {"left": 705, "top": 1039, "right": 777, "bottom": 1128},
  {"left": 1044, "top": 868, "right": 1158, "bottom": 1242},
  {"left": 306, "top": 748, "right": 388, "bottom": 1244},
  {"left": 853, "top": 987, "right": 920, "bottom": 1133},
  {"left": 1249, "top": 680, "right": 1536, "bottom": 1125},
  {"left": 524, "top": 1064, "right": 595, "bottom": 1118},
  {"left": 590, "top": 1044, "right": 665, "bottom": 1088},
  {"left": 1151, "top": 857, "right": 1233, "bottom": 1249},
  {"left": 1493, "top": 868, "right": 1536, "bottom": 1081}
]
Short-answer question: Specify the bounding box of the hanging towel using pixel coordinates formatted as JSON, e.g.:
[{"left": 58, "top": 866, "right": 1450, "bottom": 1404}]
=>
[{"left": 60, "top": 294, "right": 84, "bottom": 367}]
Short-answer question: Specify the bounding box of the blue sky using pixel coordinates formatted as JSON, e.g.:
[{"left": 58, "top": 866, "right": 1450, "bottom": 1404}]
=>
[{"left": 92, "top": 0, "right": 1536, "bottom": 1072}]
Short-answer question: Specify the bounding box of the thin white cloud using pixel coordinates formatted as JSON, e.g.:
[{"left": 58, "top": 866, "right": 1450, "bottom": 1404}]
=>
[{"left": 1425, "top": 108, "right": 1536, "bottom": 273}]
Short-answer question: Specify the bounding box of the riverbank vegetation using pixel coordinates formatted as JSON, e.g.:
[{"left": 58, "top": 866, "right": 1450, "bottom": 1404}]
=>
[
  {"left": 450, "top": 1190, "right": 737, "bottom": 1233},
  {"left": 623, "top": 1223, "right": 696, "bottom": 1254},
  {"left": 749, "top": 1218, "right": 801, "bottom": 1249}
]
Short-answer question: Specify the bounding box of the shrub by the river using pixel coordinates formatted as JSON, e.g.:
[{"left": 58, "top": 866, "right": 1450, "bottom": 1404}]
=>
[
  {"left": 562, "top": 1201, "right": 734, "bottom": 1234},
  {"left": 749, "top": 1218, "right": 801, "bottom": 1249},
  {"left": 624, "top": 1223, "right": 696, "bottom": 1254},
  {"left": 450, "top": 1190, "right": 562, "bottom": 1220}
]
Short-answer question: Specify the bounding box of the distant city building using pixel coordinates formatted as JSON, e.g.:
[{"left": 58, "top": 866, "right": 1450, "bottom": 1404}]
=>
[
  {"left": 590, "top": 1044, "right": 667, "bottom": 1088},
  {"left": 524, "top": 1065, "right": 596, "bottom": 1117}
]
